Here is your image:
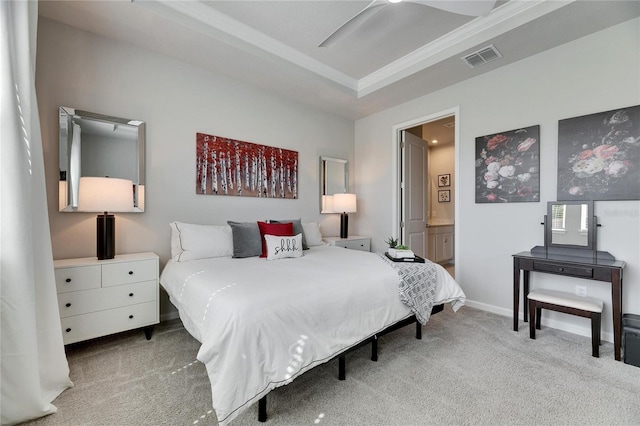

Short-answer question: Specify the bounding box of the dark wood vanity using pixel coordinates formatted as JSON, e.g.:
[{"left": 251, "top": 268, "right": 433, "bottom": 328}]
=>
[{"left": 513, "top": 200, "right": 626, "bottom": 360}]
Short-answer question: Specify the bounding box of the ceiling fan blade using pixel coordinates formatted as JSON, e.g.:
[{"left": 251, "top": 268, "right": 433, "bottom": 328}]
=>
[
  {"left": 408, "top": 0, "right": 497, "bottom": 17},
  {"left": 319, "top": 0, "right": 387, "bottom": 48}
]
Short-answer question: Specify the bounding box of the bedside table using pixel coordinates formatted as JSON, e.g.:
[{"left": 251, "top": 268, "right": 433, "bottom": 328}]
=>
[
  {"left": 54, "top": 252, "right": 159, "bottom": 345},
  {"left": 324, "top": 236, "right": 371, "bottom": 252}
]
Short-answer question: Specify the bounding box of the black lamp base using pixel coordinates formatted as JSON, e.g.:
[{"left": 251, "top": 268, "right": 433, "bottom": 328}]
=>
[
  {"left": 96, "top": 213, "right": 115, "bottom": 260},
  {"left": 340, "top": 213, "right": 349, "bottom": 239}
]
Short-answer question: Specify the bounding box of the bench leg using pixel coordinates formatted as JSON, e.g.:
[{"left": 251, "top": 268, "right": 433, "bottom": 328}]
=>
[
  {"left": 535, "top": 307, "right": 542, "bottom": 330},
  {"left": 529, "top": 298, "right": 536, "bottom": 339},
  {"left": 338, "top": 355, "right": 346, "bottom": 380},
  {"left": 591, "top": 312, "right": 601, "bottom": 358}
]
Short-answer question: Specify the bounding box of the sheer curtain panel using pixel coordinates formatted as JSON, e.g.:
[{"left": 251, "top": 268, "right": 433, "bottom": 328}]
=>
[{"left": 1, "top": 1, "right": 73, "bottom": 424}]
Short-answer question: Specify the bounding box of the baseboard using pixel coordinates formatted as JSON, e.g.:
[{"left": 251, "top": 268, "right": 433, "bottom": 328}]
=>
[{"left": 464, "top": 299, "right": 614, "bottom": 344}]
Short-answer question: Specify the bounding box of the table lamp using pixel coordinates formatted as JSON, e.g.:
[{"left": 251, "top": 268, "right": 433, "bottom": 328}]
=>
[
  {"left": 332, "top": 193, "right": 357, "bottom": 239},
  {"left": 78, "top": 177, "right": 134, "bottom": 260}
]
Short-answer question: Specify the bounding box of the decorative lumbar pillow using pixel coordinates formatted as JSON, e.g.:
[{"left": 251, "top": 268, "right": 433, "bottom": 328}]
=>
[
  {"left": 269, "top": 218, "right": 308, "bottom": 250},
  {"left": 264, "top": 233, "right": 303, "bottom": 260},
  {"left": 257, "top": 221, "right": 294, "bottom": 258},
  {"left": 170, "top": 222, "right": 233, "bottom": 261},
  {"left": 227, "top": 221, "right": 263, "bottom": 258},
  {"left": 302, "top": 222, "right": 323, "bottom": 246}
]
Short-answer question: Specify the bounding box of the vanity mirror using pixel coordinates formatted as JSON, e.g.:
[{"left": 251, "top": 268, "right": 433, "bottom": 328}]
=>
[
  {"left": 545, "top": 200, "right": 594, "bottom": 250},
  {"left": 59, "top": 107, "right": 145, "bottom": 212},
  {"left": 320, "top": 157, "right": 348, "bottom": 213}
]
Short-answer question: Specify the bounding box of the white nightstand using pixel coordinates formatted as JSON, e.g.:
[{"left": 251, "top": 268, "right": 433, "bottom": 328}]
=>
[
  {"left": 53, "top": 252, "right": 159, "bottom": 345},
  {"left": 324, "top": 236, "right": 371, "bottom": 252}
]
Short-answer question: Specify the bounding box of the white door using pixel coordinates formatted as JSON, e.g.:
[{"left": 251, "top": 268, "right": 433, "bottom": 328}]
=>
[{"left": 401, "top": 131, "right": 428, "bottom": 258}]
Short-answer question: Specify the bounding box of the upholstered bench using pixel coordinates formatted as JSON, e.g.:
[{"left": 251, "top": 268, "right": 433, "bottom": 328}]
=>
[{"left": 527, "top": 289, "right": 604, "bottom": 357}]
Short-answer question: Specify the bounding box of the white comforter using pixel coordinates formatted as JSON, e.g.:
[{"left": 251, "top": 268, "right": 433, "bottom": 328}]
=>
[{"left": 160, "top": 245, "right": 465, "bottom": 425}]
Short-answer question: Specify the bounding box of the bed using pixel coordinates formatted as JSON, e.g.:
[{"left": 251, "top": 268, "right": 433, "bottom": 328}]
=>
[{"left": 160, "top": 222, "right": 465, "bottom": 425}]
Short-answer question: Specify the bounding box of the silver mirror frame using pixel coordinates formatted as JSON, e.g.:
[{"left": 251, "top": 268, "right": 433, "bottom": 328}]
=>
[
  {"left": 58, "top": 107, "right": 145, "bottom": 212},
  {"left": 320, "top": 156, "right": 348, "bottom": 213},
  {"left": 545, "top": 200, "right": 594, "bottom": 250}
]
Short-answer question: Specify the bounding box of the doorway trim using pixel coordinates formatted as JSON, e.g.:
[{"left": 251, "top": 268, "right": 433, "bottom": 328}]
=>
[{"left": 391, "top": 106, "right": 460, "bottom": 264}]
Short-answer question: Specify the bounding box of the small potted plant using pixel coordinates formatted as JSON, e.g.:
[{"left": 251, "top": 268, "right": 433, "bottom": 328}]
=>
[
  {"left": 385, "top": 237, "right": 413, "bottom": 259},
  {"left": 385, "top": 237, "right": 398, "bottom": 249}
]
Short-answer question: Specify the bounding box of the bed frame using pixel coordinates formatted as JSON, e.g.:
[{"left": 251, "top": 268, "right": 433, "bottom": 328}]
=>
[{"left": 256, "top": 303, "right": 445, "bottom": 422}]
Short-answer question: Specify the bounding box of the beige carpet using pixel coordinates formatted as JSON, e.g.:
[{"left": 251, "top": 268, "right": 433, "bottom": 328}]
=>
[{"left": 22, "top": 306, "right": 640, "bottom": 425}]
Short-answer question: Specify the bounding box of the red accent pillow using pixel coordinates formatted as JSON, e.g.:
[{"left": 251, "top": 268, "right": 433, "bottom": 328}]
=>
[{"left": 257, "top": 221, "right": 294, "bottom": 258}]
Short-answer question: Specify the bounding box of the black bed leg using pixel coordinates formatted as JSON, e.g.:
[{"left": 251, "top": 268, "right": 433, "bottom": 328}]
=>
[
  {"left": 338, "top": 355, "right": 346, "bottom": 380},
  {"left": 371, "top": 336, "right": 378, "bottom": 362},
  {"left": 415, "top": 320, "right": 422, "bottom": 340},
  {"left": 258, "top": 396, "right": 267, "bottom": 422}
]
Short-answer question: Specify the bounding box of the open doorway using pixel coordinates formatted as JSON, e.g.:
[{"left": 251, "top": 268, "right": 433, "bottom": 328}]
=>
[{"left": 393, "top": 109, "right": 458, "bottom": 277}]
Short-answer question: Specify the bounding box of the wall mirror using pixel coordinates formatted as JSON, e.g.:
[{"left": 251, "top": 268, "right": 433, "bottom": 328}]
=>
[
  {"left": 320, "top": 157, "right": 348, "bottom": 213},
  {"left": 59, "top": 106, "right": 145, "bottom": 212},
  {"left": 545, "top": 200, "right": 594, "bottom": 250}
]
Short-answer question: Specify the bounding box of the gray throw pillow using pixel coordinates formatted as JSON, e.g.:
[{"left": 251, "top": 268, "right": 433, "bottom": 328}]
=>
[
  {"left": 270, "top": 218, "right": 308, "bottom": 250},
  {"left": 227, "top": 221, "right": 262, "bottom": 258}
]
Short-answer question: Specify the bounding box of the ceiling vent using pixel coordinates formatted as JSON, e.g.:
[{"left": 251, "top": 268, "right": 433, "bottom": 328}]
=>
[{"left": 462, "top": 45, "right": 502, "bottom": 68}]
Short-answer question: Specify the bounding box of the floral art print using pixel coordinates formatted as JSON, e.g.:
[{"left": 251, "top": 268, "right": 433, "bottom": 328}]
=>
[
  {"left": 475, "top": 125, "right": 540, "bottom": 203},
  {"left": 557, "top": 105, "right": 640, "bottom": 201},
  {"left": 196, "top": 133, "right": 298, "bottom": 198}
]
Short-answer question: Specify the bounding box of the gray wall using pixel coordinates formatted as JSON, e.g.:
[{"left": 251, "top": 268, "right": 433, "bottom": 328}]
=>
[
  {"left": 36, "top": 18, "right": 354, "bottom": 318},
  {"left": 354, "top": 18, "right": 640, "bottom": 343}
]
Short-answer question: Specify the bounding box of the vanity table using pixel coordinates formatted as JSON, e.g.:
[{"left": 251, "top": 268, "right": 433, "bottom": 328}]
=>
[
  {"left": 513, "top": 200, "right": 625, "bottom": 360},
  {"left": 512, "top": 251, "right": 625, "bottom": 360}
]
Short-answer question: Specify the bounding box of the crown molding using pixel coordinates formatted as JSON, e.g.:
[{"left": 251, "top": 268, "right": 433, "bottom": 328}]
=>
[
  {"left": 133, "top": 0, "right": 359, "bottom": 91},
  {"left": 135, "top": 0, "right": 574, "bottom": 98},
  {"left": 357, "top": 0, "right": 574, "bottom": 97}
]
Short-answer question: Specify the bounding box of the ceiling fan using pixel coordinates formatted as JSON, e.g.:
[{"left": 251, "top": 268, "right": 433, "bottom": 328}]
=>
[{"left": 319, "top": 0, "right": 498, "bottom": 47}]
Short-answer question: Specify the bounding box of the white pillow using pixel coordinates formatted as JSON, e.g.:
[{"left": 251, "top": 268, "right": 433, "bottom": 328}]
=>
[
  {"left": 302, "top": 222, "right": 323, "bottom": 246},
  {"left": 170, "top": 222, "right": 233, "bottom": 261},
  {"left": 264, "top": 233, "right": 303, "bottom": 260}
]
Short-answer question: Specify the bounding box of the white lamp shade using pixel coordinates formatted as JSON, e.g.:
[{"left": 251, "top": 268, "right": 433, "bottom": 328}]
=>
[
  {"left": 77, "top": 177, "right": 134, "bottom": 212},
  {"left": 322, "top": 194, "right": 334, "bottom": 213},
  {"left": 333, "top": 193, "right": 357, "bottom": 213}
]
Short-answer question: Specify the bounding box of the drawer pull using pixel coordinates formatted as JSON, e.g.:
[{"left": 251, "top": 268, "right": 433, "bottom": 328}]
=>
[
  {"left": 65, "top": 303, "right": 71, "bottom": 308},
  {"left": 65, "top": 278, "right": 71, "bottom": 283},
  {"left": 65, "top": 328, "right": 71, "bottom": 333},
  {"left": 129, "top": 315, "right": 134, "bottom": 319},
  {"left": 129, "top": 293, "right": 134, "bottom": 297},
  {"left": 128, "top": 271, "right": 134, "bottom": 275},
  {"left": 558, "top": 267, "right": 564, "bottom": 272}
]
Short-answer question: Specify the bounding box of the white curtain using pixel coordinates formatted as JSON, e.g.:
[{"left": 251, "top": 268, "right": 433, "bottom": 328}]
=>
[{"left": 1, "top": 1, "right": 73, "bottom": 424}]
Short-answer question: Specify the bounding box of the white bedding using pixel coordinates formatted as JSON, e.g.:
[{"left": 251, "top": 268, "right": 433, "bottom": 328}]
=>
[{"left": 160, "top": 245, "right": 465, "bottom": 425}]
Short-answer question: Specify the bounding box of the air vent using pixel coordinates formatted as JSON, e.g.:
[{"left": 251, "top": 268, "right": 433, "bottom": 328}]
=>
[
  {"left": 443, "top": 121, "right": 455, "bottom": 128},
  {"left": 462, "top": 45, "right": 502, "bottom": 68}
]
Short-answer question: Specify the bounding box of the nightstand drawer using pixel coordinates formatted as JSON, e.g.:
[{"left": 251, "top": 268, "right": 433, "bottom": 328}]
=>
[
  {"left": 60, "top": 301, "right": 157, "bottom": 345},
  {"left": 55, "top": 265, "right": 101, "bottom": 293},
  {"left": 58, "top": 280, "right": 157, "bottom": 318},
  {"left": 336, "top": 239, "right": 371, "bottom": 251},
  {"left": 102, "top": 259, "right": 157, "bottom": 287}
]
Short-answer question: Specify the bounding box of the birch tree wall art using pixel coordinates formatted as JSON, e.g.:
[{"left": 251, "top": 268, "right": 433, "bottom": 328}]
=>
[{"left": 196, "top": 133, "right": 298, "bottom": 199}]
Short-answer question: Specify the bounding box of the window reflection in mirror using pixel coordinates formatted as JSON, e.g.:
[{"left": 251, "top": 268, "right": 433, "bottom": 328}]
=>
[
  {"left": 59, "top": 107, "right": 145, "bottom": 212},
  {"left": 546, "top": 200, "right": 593, "bottom": 249},
  {"left": 320, "top": 157, "right": 347, "bottom": 213}
]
